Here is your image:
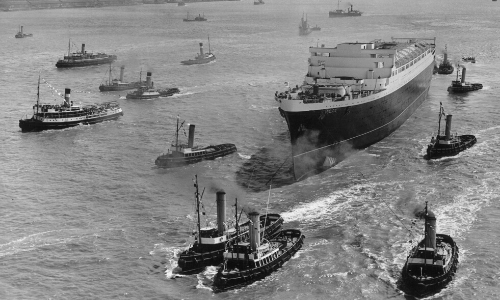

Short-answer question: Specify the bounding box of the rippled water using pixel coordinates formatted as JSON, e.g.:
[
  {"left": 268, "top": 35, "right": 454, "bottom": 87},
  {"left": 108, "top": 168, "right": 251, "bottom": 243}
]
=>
[{"left": 1, "top": 0, "right": 500, "bottom": 299}]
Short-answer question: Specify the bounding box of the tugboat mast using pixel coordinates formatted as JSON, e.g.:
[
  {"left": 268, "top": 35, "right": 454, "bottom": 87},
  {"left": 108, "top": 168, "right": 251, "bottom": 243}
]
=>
[
  {"left": 36, "top": 74, "right": 40, "bottom": 116},
  {"left": 194, "top": 175, "right": 202, "bottom": 244},
  {"left": 68, "top": 38, "right": 71, "bottom": 56},
  {"left": 437, "top": 102, "right": 444, "bottom": 137}
]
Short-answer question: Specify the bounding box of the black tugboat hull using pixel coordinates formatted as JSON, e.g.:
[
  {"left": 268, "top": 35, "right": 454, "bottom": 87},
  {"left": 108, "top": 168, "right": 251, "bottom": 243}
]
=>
[
  {"left": 177, "top": 214, "right": 283, "bottom": 274},
  {"left": 19, "top": 111, "right": 123, "bottom": 132},
  {"left": 99, "top": 82, "right": 145, "bottom": 92},
  {"left": 447, "top": 84, "right": 483, "bottom": 93},
  {"left": 402, "top": 234, "right": 459, "bottom": 297},
  {"left": 55, "top": 55, "right": 117, "bottom": 68},
  {"left": 427, "top": 135, "right": 476, "bottom": 159},
  {"left": 155, "top": 144, "right": 237, "bottom": 168},
  {"left": 213, "top": 229, "right": 305, "bottom": 291}
]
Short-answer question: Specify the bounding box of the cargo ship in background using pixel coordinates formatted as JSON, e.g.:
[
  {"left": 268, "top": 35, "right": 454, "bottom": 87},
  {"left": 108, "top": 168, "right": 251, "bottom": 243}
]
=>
[
  {"left": 56, "top": 40, "right": 117, "bottom": 68},
  {"left": 329, "top": 1, "right": 362, "bottom": 17},
  {"left": 276, "top": 37, "right": 436, "bottom": 180}
]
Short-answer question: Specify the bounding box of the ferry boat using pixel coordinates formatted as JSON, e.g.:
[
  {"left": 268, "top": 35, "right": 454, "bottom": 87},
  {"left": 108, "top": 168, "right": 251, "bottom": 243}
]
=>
[
  {"left": 299, "top": 14, "right": 312, "bottom": 36},
  {"left": 437, "top": 45, "right": 454, "bottom": 75},
  {"left": 55, "top": 40, "right": 117, "bottom": 68},
  {"left": 276, "top": 37, "right": 436, "bottom": 180},
  {"left": 329, "top": 1, "right": 362, "bottom": 17},
  {"left": 426, "top": 103, "right": 476, "bottom": 159},
  {"left": 155, "top": 117, "right": 236, "bottom": 168},
  {"left": 99, "top": 65, "right": 146, "bottom": 92},
  {"left": 447, "top": 65, "right": 483, "bottom": 93},
  {"left": 401, "top": 202, "right": 459, "bottom": 297},
  {"left": 126, "top": 72, "right": 180, "bottom": 99},
  {"left": 213, "top": 211, "right": 304, "bottom": 291},
  {"left": 183, "top": 12, "right": 207, "bottom": 22},
  {"left": 19, "top": 77, "right": 123, "bottom": 132},
  {"left": 181, "top": 37, "right": 215, "bottom": 65},
  {"left": 15, "top": 26, "right": 32, "bottom": 38},
  {"left": 176, "top": 177, "right": 284, "bottom": 274}
]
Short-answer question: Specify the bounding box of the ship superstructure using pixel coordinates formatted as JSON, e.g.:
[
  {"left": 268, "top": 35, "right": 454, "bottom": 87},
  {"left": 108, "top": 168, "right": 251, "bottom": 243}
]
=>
[{"left": 276, "top": 37, "right": 436, "bottom": 180}]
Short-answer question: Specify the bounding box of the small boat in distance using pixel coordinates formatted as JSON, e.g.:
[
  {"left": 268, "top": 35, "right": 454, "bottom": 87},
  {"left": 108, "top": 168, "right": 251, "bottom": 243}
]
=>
[
  {"left": 462, "top": 56, "right": 476, "bottom": 63},
  {"left": 213, "top": 211, "right": 304, "bottom": 291},
  {"left": 299, "top": 13, "right": 312, "bottom": 36},
  {"left": 401, "top": 202, "right": 459, "bottom": 297},
  {"left": 181, "top": 37, "right": 215, "bottom": 65},
  {"left": 437, "top": 45, "right": 454, "bottom": 75},
  {"left": 311, "top": 24, "right": 321, "bottom": 31},
  {"left": 447, "top": 65, "right": 483, "bottom": 93},
  {"left": 426, "top": 103, "right": 476, "bottom": 159},
  {"left": 177, "top": 0, "right": 185, "bottom": 6},
  {"left": 155, "top": 117, "right": 237, "bottom": 168},
  {"left": 55, "top": 40, "right": 117, "bottom": 68},
  {"left": 183, "top": 12, "right": 207, "bottom": 22},
  {"left": 329, "top": 1, "right": 362, "bottom": 17},
  {"left": 176, "top": 176, "right": 284, "bottom": 274},
  {"left": 99, "top": 65, "right": 146, "bottom": 92},
  {"left": 254, "top": 0, "right": 264, "bottom": 5},
  {"left": 19, "top": 76, "right": 123, "bottom": 132},
  {"left": 15, "top": 26, "right": 32, "bottom": 38}
]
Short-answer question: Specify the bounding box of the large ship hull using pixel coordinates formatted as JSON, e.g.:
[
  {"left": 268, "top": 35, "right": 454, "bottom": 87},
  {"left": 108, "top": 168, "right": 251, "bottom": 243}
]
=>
[
  {"left": 280, "top": 62, "right": 434, "bottom": 181},
  {"left": 329, "top": 12, "right": 362, "bottom": 17},
  {"left": 19, "top": 110, "right": 123, "bottom": 132},
  {"left": 55, "top": 55, "right": 117, "bottom": 68}
]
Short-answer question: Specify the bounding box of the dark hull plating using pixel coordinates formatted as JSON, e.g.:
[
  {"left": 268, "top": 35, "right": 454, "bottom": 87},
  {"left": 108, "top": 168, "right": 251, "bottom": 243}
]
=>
[
  {"left": 56, "top": 55, "right": 117, "bottom": 68},
  {"left": 19, "top": 111, "right": 123, "bottom": 132},
  {"left": 427, "top": 135, "right": 476, "bottom": 159},
  {"left": 280, "top": 62, "right": 434, "bottom": 181},
  {"left": 155, "top": 144, "right": 237, "bottom": 168}
]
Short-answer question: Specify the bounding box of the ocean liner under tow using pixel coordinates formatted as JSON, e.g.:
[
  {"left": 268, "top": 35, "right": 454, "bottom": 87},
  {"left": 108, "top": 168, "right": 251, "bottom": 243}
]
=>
[{"left": 276, "top": 37, "right": 436, "bottom": 180}]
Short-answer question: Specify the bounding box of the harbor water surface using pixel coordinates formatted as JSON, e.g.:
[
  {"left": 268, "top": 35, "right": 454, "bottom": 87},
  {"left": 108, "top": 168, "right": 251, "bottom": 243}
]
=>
[{"left": 1, "top": 0, "right": 500, "bottom": 299}]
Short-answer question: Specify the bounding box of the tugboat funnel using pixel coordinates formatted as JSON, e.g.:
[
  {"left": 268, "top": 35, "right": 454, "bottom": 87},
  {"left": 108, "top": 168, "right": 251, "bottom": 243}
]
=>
[
  {"left": 216, "top": 191, "right": 226, "bottom": 236},
  {"left": 444, "top": 51, "right": 448, "bottom": 63},
  {"left": 187, "top": 124, "right": 195, "bottom": 148},
  {"left": 445, "top": 115, "right": 453, "bottom": 140},
  {"left": 461, "top": 67, "right": 466, "bottom": 83},
  {"left": 425, "top": 209, "right": 436, "bottom": 249},
  {"left": 81, "top": 43, "right": 85, "bottom": 54},
  {"left": 199, "top": 43, "right": 204, "bottom": 57},
  {"left": 120, "top": 66, "right": 125, "bottom": 82},
  {"left": 146, "top": 72, "right": 152, "bottom": 88},
  {"left": 249, "top": 212, "right": 260, "bottom": 251},
  {"left": 64, "top": 88, "right": 71, "bottom": 107},
  {"left": 21, "top": 26, "right": 23, "bottom": 34}
]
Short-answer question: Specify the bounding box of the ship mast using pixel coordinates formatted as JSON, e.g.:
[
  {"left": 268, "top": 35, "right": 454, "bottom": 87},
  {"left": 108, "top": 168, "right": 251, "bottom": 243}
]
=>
[
  {"left": 36, "top": 74, "right": 40, "bottom": 116},
  {"left": 68, "top": 38, "right": 71, "bottom": 56},
  {"left": 194, "top": 175, "right": 202, "bottom": 245},
  {"left": 208, "top": 35, "right": 211, "bottom": 54},
  {"left": 175, "top": 116, "right": 179, "bottom": 151},
  {"left": 438, "top": 102, "right": 444, "bottom": 137},
  {"left": 108, "top": 62, "right": 112, "bottom": 85}
]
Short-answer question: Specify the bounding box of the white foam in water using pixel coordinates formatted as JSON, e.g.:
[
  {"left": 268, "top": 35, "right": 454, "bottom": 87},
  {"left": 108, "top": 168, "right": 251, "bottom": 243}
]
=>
[{"left": 238, "top": 153, "right": 251, "bottom": 160}]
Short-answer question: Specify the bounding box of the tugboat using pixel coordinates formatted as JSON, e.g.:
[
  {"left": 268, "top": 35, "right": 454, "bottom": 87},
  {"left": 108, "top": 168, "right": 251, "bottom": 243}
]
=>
[
  {"left": 447, "top": 65, "right": 483, "bottom": 93},
  {"left": 213, "top": 211, "right": 304, "bottom": 291},
  {"left": 55, "top": 40, "right": 117, "bottom": 68},
  {"left": 299, "top": 13, "right": 312, "bottom": 36},
  {"left": 181, "top": 37, "right": 215, "bottom": 65},
  {"left": 183, "top": 12, "right": 207, "bottom": 22},
  {"left": 176, "top": 176, "right": 284, "bottom": 274},
  {"left": 15, "top": 26, "right": 32, "bottom": 38},
  {"left": 437, "top": 45, "right": 454, "bottom": 75},
  {"left": 99, "top": 65, "right": 146, "bottom": 92},
  {"left": 426, "top": 103, "right": 476, "bottom": 159},
  {"left": 126, "top": 72, "right": 180, "bottom": 99},
  {"left": 462, "top": 56, "right": 476, "bottom": 63},
  {"left": 329, "top": 1, "right": 362, "bottom": 17},
  {"left": 401, "top": 202, "right": 459, "bottom": 297},
  {"left": 155, "top": 117, "right": 237, "bottom": 168},
  {"left": 19, "top": 76, "right": 123, "bottom": 132}
]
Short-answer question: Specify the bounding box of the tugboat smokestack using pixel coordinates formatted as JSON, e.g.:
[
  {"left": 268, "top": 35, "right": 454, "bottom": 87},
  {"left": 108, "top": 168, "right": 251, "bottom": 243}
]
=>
[
  {"left": 461, "top": 67, "right": 466, "bottom": 83},
  {"left": 199, "top": 43, "right": 204, "bottom": 57},
  {"left": 64, "top": 88, "right": 71, "bottom": 106},
  {"left": 249, "top": 212, "right": 260, "bottom": 251},
  {"left": 21, "top": 26, "right": 23, "bottom": 34},
  {"left": 188, "top": 124, "right": 195, "bottom": 148},
  {"left": 146, "top": 72, "right": 152, "bottom": 88},
  {"left": 120, "top": 66, "right": 125, "bottom": 82},
  {"left": 445, "top": 115, "right": 453, "bottom": 140},
  {"left": 81, "top": 44, "right": 85, "bottom": 54},
  {"left": 216, "top": 191, "right": 226, "bottom": 236},
  {"left": 424, "top": 209, "right": 436, "bottom": 249}
]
